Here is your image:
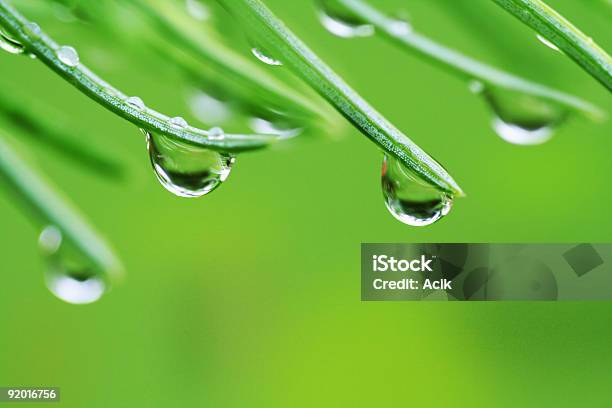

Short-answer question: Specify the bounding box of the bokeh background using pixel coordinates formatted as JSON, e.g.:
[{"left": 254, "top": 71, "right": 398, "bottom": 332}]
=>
[{"left": 1, "top": 0, "right": 611, "bottom": 406}]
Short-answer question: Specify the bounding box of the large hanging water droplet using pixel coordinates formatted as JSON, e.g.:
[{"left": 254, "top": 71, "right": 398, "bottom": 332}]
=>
[
  {"left": 185, "top": 0, "right": 210, "bottom": 21},
  {"left": 251, "top": 47, "right": 283, "bottom": 66},
  {"left": 381, "top": 155, "right": 453, "bottom": 226},
  {"left": 318, "top": 0, "right": 374, "bottom": 38},
  {"left": 39, "top": 226, "right": 106, "bottom": 304},
  {"left": 145, "top": 131, "right": 235, "bottom": 198},
  {"left": 56, "top": 45, "right": 79, "bottom": 67},
  {"left": 536, "top": 34, "right": 560, "bottom": 52},
  {"left": 0, "top": 29, "right": 25, "bottom": 54},
  {"left": 189, "top": 90, "right": 233, "bottom": 124},
  {"left": 478, "top": 86, "right": 568, "bottom": 145}
]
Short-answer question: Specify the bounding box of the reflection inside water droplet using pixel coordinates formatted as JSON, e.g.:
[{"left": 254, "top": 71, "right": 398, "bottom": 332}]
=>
[
  {"left": 251, "top": 47, "right": 283, "bottom": 66},
  {"left": 145, "top": 131, "right": 235, "bottom": 198},
  {"left": 318, "top": 0, "right": 374, "bottom": 38},
  {"left": 381, "top": 155, "right": 453, "bottom": 226},
  {"left": 56, "top": 45, "right": 79, "bottom": 66},
  {"left": 0, "top": 29, "right": 25, "bottom": 54},
  {"left": 39, "top": 226, "right": 106, "bottom": 304},
  {"left": 479, "top": 86, "right": 568, "bottom": 145}
]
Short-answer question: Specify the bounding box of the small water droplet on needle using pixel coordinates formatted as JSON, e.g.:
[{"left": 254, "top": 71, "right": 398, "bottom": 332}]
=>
[{"left": 57, "top": 45, "right": 79, "bottom": 66}]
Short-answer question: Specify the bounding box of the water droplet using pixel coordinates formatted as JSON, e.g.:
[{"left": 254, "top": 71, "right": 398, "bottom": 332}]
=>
[
  {"left": 169, "top": 116, "right": 188, "bottom": 129},
  {"left": 39, "top": 226, "right": 106, "bottom": 304},
  {"left": 318, "top": 0, "right": 374, "bottom": 38},
  {"left": 25, "top": 22, "right": 41, "bottom": 38},
  {"left": 39, "top": 225, "right": 62, "bottom": 254},
  {"left": 492, "top": 117, "right": 553, "bottom": 145},
  {"left": 251, "top": 47, "right": 283, "bottom": 66},
  {"left": 389, "top": 19, "right": 412, "bottom": 36},
  {"left": 0, "top": 30, "right": 24, "bottom": 54},
  {"left": 388, "top": 12, "right": 413, "bottom": 36},
  {"left": 381, "top": 155, "right": 453, "bottom": 226},
  {"left": 189, "top": 90, "right": 233, "bottom": 124},
  {"left": 56, "top": 45, "right": 79, "bottom": 67},
  {"left": 536, "top": 34, "right": 560, "bottom": 52},
  {"left": 45, "top": 267, "right": 106, "bottom": 304},
  {"left": 480, "top": 87, "right": 567, "bottom": 145},
  {"left": 185, "top": 0, "right": 210, "bottom": 21},
  {"left": 249, "top": 117, "right": 302, "bottom": 138},
  {"left": 126, "top": 96, "right": 145, "bottom": 110},
  {"left": 468, "top": 80, "right": 485, "bottom": 94},
  {"left": 208, "top": 126, "right": 225, "bottom": 140},
  {"left": 145, "top": 131, "right": 235, "bottom": 198}
]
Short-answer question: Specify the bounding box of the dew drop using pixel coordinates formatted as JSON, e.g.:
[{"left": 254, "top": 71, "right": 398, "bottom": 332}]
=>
[
  {"left": 536, "top": 34, "right": 560, "bottom": 52},
  {"left": 56, "top": 45, "right": 79, "bottom": 67},
  {"left": 169, "top": 116, "right": 188, "bottom": 129},
  {"left": 39, "top": 225, "right": 62, "bottom": 254},
  {"left": 388, "top": 19, "right": 412, "bottom": 36},
  {"left": 25, "top": 22, "right": 41, "bottom": 38},
  {"left": 318, "top": 0, "right": 374, "bottom": 38},
  {"left": 145, "top": 131, "right": 235, "bottom": 198},
  {"left": 468, "top": 80, "right": 485, "bottom": 94},
  {"left": 388, "top": 12, "right": 413, "bottom": 37},
  {"left": 39, "top": 226, "right": 106, "bottom": 305},
  {"left": 381, "top": 155, "right": 453, "bottom": 227},
  {"left": 185, "top": 0, "right": 210, "bottom": 21},
  {"left": 126, "top": 96, "right": 145, "bottom": 110},
  {"left": 45, "top": 267, "right": 106, "bottom": 305},
  {"left": 189, "top": 90, "right": 233, "bottom": 124},
  {"left": 478, "top": 86, "right": 567, "bottom": 145},
  {"left": 251, "top": 47, "right": 283, "bottom": 66},
  {"left": 208, "top": 126, "right": 225, "bottom": 140},
  {"left": 0, "top": 30, "right": 25, "bottom": 54},
  {"left": 492, "top": 117, "right": 553, "bottom": 145}
]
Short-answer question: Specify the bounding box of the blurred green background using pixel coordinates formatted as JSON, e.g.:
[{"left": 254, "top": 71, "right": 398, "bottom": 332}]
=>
[{"left": 1, "top": 0, "right": 611, "bottom": 406}]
